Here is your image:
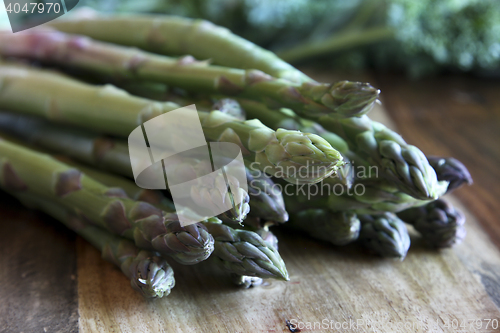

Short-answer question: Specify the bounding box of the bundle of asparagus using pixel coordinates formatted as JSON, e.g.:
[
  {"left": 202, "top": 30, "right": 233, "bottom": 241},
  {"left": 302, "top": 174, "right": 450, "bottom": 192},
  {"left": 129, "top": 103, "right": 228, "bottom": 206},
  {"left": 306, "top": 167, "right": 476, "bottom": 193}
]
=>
[{"left": 0, "top": 15, "right": 472, "bottom": 297}]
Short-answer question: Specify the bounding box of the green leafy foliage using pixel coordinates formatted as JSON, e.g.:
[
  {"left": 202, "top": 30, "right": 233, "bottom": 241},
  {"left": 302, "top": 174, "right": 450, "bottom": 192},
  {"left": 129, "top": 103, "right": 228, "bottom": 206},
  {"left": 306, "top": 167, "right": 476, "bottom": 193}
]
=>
[{"left": 74, "top": 0, "right": 500, "bottom": 75}]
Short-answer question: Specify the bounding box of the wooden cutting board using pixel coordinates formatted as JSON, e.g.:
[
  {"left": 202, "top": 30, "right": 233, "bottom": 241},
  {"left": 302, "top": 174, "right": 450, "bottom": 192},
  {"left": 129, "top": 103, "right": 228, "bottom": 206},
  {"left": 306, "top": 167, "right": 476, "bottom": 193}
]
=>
[{"left": 1, "top": 71, "right": 500, "bottom": 333}]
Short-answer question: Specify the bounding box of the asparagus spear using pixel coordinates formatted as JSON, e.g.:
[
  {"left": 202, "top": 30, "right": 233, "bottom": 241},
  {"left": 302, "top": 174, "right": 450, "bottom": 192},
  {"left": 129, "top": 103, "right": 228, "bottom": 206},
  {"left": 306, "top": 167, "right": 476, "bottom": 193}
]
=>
[
  {"left": 246, "top": 167, "right": 288, "bottom": 223},
  {"left": 256, "top": 228, "right": 280, "bottom": 251},
  {"left": 240, "top": 98, "right": 365, "bottom": 187},
  {"left": 198, "top": 111, "right": 345, "bottom": 184},
  {"left": 427, "top": 156, "right": 473, "bottom": 193},
  {"left": 13, "top": 193, "right": 175, "bottom": 298},
  {"left": 319, "top": 115, "right": 448, "bottom": 200},
  {"left": 280, "top": 175, "right": 431, "bottom": 216},
  {"left": 46, "top": 159, "right": 289, "bottom": 281},
  {"left": 239, "top": 98, "right": 448, "bottom": 200},
  {"left": 0, "top": 65, "right": 344, "bottom": 184},
  {"left": 0, "top": 112, "right": 134, "bottom": 176},
  {"left": 204, "top": 222, "right": 289, "bottom": 280},
  {"left": 0, "top": 112, "right": 291, "bottom": 222},
  {"left": 397, "top": 199, "right": 466, "bottom": 248},
  {"left": 212, "top": 99, "right": 289, "bottom": 223},
  {"left": 48, "top": 14, "right": 312, "bottom": 84},
  {"left": 0, "top": 112, "right": 249, "bottom": 222},
  {"left": 82, "top": 166, "right": 289, "bottom": 281},
  {"left": 0, "top": 30, "right": 379, "bottom": 119},
  {"left": 358, "top": 213, "right": 411, "bottom": 260},
  {"left": 239, "top": 99, "right": 352, "bottom": 155},
  {"left": 0, "top": 138, "right": 214, "bottom": 265},
  {"left": 287, "top": 209, "right": 360, "bottom": 246},
  {"left": 231, "top": 228, "right": 279, "bottom": 288}
]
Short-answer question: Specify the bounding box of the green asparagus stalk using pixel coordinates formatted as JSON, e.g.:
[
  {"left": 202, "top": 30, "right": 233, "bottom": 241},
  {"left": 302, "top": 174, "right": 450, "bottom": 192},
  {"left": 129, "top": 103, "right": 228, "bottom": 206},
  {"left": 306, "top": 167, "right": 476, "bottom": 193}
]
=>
[
  {"left": 83, "top": 168, "right": 289, "bottom": 281},
  {"left": 216, "top": 98, "right": 290, "bottom": 221},
  {"left": 280, "top": 176, "right": 431, "bottom": 216},
  {"left": 48, "top": 14, "right": 312, "bottom": 84},
  {"left": 0, "top": 112, "right": 293, "bottom": 222},
  {"left": 13, "top": 193, "right": 175, "bottom": 298},
  {"left": 0, "top": 62, "right": 179, "bottom": 137},
  {"left": 318, "top": 115, "right": 448, "bottom": 200},
  {"left": 231, "top": 227, "right": 279, "bottom": 288},
  {"left": 117, "top": 81, "right": 214, "bottom": 110},
  {"left": 198, "top": 111, "right": 345, "bottom": 184},
  {"left": 52, "top": 155, "right": 177, "bottom": 212},
  {"left": 287, "top": 209, "right": 360, "bottom": 246},
  {"left": 0, "top": 112, "right": 250, "bottom": 222},
  {"left": 118, "top": 83, "right": 246, "bottom": 121},
  {"left": 0, "top": 65, "right": 344, "bottom": 184},
  {"left": 0, "top": 112, "right": 134, "bottom": 176},
  {"left": 46, "top": 158, "right": 289, "bottom": 281},
  {"left": 239, "top": 98, "right": 448, "bottom": 200},
  {"left": 0, "top": 30, "right": 379, "bottom": 119},
  {"left": 278, "top": 27, "right": 395, "bottom": 64},
  {"left": 204, "top": 222, "right": 289, "bottom": 280},
  {"left": 358, "top": 213, "right": 411, "bottom": 260},
  {"left": 0, "top": 138, "right": 214, "bottom": 265},
  {"left": 324, "top": 179, "right": 431, "bottom": 214},
  {"left": 240, "top": 98, "right": 366, "bottom": 187},
  {"left": 246, "top": 167, "right": 288, "bottom": 223},
  {"left": 256, "top": 228, "right": 280, "bottom": 251},
  {"left": 397, "top": 199, "right": 466, "bottom": 248},
  {"left": 57, "top": 154, "right": 249, "bottom": 231},
  {"left": 427, "top": 156, "right": 473, "bottom": 193},
  {"left": 239, "top": 99, "right": 352, "bottom": 155}
]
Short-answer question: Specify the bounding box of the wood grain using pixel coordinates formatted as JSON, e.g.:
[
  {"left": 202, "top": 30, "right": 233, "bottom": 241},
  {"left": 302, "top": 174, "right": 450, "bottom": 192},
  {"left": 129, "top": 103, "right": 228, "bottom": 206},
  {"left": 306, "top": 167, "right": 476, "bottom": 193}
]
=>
[
  {"left": 0, "top": 192, "right": 78, "bottom": 333},
  {"left": 75, "top": 199, "right": 500, "bottom": 333}
]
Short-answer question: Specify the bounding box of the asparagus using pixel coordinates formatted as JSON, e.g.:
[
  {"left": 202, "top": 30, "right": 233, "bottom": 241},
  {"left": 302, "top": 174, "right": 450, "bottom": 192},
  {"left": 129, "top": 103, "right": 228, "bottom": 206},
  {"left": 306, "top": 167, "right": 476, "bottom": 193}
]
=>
[
  {"left": 48, "top": 15, "right": 312, "bottom": 84},
  {"left": 0, "top": 65, "right": 344, "bottom": 184},
  {"left": 358, "top": 213, "right": 411, "bottom": 260},
  {"left": 0, "top": 112, "right": 134, "bottom": 176},
  {"left": 231, "top": 228, "right": 279, "bottom": 288},
  {"left": 246, "top": 167, "right": 289, "bottom": 223},
  {"left": 240, "top": 99, "right": 352, "bottom": 156},
  {"left": 0, "top": 112, "right": 249, "bottom": 222},
  {"left": 0, "top": 138, "right": 214, "bottom": 265},
  {"left": 0, "top": 112, "right": 292, "bottom": 222},
  {"left": 213, "top": 99, "right": 288, "bottom": 222},
  {"left": 324, "top": 179, "right": 431, "bottom": 214},
  {"left": 280, "top": 176, "right": 431, "bottom": 216},
  {"left": 198, "top": 111, "right": 345, "bottom": 184},
  {"left": 0, "top": 63, "right": 179, "bottom": 137},
  {"left": 204, "top": 222, "right": 289, "bottom": 280},
  {"left": 240, "top": 98, "right": 365, "bottom": 187},
  {"left": 318, "top": 115, "right": 448, "bottom": 200},
  {"left": 0, "top": 30, "right": 379, "bottom": 119},
  {"left": 14, "top": 193, "right": 175, "bottom": 298},
  {"left": 240, "top": 98, "right": 448, "bottom": 200},
  {"left": 287, "top": 209, "right": 360, "bottom": 246},
  {"left": 427, "top": 156, "right": 473, "bottom": 193},
  {"left": 397, "top": 199, "right": 466, "bottom": 248},
  {"left": 49, "top": 159, "right": 289, "bottom": 281},
  {"left": 86, "top": 172, "right": 289, "bottom": 281},
  {"left": 256, "top": 228, "right": 280, "bottom": 251}
]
